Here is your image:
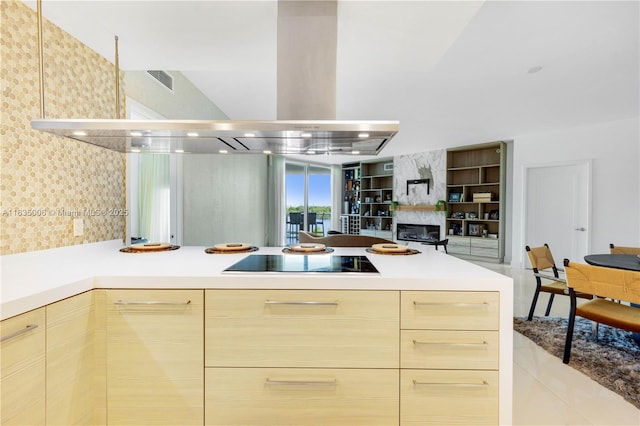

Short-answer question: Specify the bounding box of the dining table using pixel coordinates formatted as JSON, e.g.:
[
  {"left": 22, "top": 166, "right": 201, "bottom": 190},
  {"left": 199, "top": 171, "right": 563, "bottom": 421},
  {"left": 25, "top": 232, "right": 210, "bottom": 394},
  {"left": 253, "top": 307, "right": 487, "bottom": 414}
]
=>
[{"left": 583, "top": 254, "right": 640, "bottom": 272}]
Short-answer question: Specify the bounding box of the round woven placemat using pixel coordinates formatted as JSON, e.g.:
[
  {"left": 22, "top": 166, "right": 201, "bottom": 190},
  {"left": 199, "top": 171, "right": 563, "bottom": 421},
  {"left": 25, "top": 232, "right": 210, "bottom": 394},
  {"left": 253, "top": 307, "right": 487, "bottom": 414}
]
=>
[
  {"left": 120, "top": 245, "right": 181, "bottom": 253},
  {"left": 365, "top": 248, "right": 421, "bottom": 256},
  {"left": 282, "top": 247, "right": 335, "bottom": 255},
  {"left": 205, "top": 246, "right": 259, "bottom": 254}
]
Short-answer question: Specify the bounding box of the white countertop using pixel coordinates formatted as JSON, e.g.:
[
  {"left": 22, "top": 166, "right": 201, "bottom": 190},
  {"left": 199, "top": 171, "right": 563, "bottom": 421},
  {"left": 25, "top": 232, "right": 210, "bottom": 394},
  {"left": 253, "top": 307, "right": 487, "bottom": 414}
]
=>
[{"left": 1, "top": 240, "right": 513, "bottom": 320}]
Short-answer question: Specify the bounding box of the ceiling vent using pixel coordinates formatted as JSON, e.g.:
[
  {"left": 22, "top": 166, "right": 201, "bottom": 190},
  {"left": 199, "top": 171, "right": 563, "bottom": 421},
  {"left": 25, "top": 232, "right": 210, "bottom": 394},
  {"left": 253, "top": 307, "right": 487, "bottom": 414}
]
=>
[{"left": 146, "top": 70, "right": 173, "bottom": 92}]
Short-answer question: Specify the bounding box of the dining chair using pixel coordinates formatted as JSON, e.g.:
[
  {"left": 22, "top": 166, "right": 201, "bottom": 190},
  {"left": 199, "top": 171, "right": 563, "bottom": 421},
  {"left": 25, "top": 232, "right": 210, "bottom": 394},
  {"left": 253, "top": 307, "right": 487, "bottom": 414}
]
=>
[
  {"left": 314, "top": 212, "right": 325, "bottom": 235},
  {"left": 525, "top": 244, "right": 592, "bottom": 320},
  {"left": 287, "top": 212, "right": 303, "bottom": 241},
  {"left": 609, "top": 244, "right": 640, "bottom": 255},
  {"left": 562, "top": 259, "right": 640, "bottom": 363}
]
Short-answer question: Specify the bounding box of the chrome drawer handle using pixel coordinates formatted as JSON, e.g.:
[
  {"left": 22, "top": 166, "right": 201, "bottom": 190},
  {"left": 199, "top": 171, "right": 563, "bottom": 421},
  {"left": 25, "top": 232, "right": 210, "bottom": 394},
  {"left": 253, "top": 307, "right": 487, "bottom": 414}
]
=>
[
  {"left": 413, "top": 301, "right": 488, "bottom": 307},
  {"left": 265, "top": 378, "right": 337, "bottom": 386},
  {"left": 413, "top": 380, "right": 489, "bottom": 387},
  {"left": 1, "top": 324, "right": 38, "bottom": 342},
  {"left": 265, "top": 300, "right": 338, "bottom": 306},
  {"left": 114, "top": 300, "right": 191, "bottom": 305},
  {"left": 412, "top": 340, "right": 488, "bottom": 346}
]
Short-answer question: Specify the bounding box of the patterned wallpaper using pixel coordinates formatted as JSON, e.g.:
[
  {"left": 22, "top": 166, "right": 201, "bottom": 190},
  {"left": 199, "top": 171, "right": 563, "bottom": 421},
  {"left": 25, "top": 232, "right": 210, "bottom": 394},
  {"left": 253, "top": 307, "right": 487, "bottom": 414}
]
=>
[{"left": 1, "top": 0, "right": 126, "bottom": 255}]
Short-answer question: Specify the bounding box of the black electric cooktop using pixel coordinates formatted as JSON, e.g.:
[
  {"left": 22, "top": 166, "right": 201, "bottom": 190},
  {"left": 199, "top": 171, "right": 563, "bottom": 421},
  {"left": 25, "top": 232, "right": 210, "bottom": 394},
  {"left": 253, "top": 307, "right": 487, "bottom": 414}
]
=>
[{"left": 223, "top": 254, "right": 379, "bottom": 274}]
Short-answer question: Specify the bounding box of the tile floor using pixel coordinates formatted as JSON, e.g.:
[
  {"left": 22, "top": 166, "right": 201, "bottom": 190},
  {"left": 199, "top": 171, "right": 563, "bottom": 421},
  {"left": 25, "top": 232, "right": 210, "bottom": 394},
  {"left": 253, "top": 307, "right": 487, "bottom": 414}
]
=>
[{"left": 471, "top": 260, "right": 640, "bottom": 425}]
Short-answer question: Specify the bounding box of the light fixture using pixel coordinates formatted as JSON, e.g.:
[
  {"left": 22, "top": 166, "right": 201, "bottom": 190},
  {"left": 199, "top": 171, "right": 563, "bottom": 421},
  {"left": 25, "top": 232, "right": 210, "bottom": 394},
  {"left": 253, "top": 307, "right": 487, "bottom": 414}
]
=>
[
  {"left": 130, "top": 131, "right": 142, "bottom": 137},
  {"left": 358, "top": 133, "right": 369, "bottom": 138},
  {"left": 187, "top": 132, "right": 198, "bottom": 137},
  {"left": 175, "top": 149, "right": 184, "bottom": 153},
  {"left": 244, "top": 132, "right": 256, "bottom": 137},
  {"left": 72, "top": 130, "right": 87, "bottom": 136},
  {"left": 263, "top": 149, "right": 272, "bottom": 155},
  {"left": 307, "top": 149, "right": 316, "bottom": 155},
  {"left": 219, "top": 149, "right": 228, "bottom": 154},
  {"left": 352, "top": 150, "right": 360, "bottom": 155},
  {"left": 131, "top": 148, "right": 141, "bottom": 153},
  {"left": 301, "top": 132, "right": 312, "bottom": 138}
]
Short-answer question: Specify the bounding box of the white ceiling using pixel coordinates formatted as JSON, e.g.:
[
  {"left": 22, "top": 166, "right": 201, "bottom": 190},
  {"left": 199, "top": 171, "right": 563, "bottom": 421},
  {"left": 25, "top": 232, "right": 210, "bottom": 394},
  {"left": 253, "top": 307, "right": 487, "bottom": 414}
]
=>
[{"left": 24, "top": 1, "right": 639, "bottom": 163}]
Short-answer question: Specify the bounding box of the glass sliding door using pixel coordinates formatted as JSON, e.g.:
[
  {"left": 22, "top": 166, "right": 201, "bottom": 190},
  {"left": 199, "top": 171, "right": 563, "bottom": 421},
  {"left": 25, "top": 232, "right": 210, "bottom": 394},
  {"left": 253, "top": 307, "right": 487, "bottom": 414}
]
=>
[{"left": 285, "top": 162, "right": 331, "bottom": 243}]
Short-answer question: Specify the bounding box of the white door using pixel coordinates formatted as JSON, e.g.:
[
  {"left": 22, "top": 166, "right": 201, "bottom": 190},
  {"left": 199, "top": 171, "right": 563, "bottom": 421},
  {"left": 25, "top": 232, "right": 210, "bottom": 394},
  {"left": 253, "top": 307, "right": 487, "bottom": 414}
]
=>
[{"left": 525, "top": 161, "right": 591, "bottom": 266}]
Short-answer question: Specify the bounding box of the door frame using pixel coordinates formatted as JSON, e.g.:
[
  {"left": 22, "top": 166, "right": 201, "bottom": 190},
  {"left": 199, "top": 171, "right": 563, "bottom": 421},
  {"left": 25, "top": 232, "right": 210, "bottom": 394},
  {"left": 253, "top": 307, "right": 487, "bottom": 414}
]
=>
[{"left": 521, "top": 159, "right": 592, "bottom": 266}]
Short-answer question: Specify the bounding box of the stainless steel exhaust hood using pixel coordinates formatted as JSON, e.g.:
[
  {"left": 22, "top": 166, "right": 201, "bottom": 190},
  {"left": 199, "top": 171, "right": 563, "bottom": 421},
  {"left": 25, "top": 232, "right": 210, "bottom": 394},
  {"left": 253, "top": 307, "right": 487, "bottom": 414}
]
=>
[
  {"left": 30, "top": 118, "right": 399, "bottom": 155},
  {"left": 29, "top": 1, "right": 399, "bottom": 156}
]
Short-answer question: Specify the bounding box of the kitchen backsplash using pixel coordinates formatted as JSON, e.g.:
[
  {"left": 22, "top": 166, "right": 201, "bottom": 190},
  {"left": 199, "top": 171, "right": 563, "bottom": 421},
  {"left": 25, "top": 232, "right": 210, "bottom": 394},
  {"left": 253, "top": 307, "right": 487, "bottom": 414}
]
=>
[{"left": 1, "top": 1, "right": 126, "bottom": 255}]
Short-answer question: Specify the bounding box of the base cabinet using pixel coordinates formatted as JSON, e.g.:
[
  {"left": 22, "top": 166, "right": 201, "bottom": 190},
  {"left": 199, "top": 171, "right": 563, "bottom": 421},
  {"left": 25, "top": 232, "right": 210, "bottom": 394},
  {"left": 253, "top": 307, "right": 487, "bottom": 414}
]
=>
[
  {"left": 47, "top": 291, "right": 104, "bottom": 425},
  {"left": 205, "top": 368, "right": 399, "bottom": 425},
  {"left": 400, "top": 370, "right": 499, "bottom": 425},
  {"left": 105, "top": 289, "right": 204, "bottom": 425},
  {"left": 400, "top": 291, "right": 500, "bottom": 425},
  {"left": 0, "top": 308, "right": 46, "bottom": 426}
]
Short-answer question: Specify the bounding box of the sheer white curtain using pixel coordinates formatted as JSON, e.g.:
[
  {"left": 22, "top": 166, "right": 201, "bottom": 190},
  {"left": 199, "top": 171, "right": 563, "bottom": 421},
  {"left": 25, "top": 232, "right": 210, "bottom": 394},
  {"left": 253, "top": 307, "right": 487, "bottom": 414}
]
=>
[
  {"left": 267, "top": 155, "right": 286, "bottom": 246},
  {"left": 138, "top": 154, "right": 171, "bottom": 242}
]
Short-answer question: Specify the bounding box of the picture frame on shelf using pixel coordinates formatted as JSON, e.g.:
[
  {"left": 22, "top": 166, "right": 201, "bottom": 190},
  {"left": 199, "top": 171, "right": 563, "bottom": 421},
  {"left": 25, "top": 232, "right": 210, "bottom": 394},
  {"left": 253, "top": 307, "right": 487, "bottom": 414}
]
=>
[
  {"left": 448, "top": 192, "right": 462, "bottom": 202},
  {"left": 468, "top": 223, "right": 483, "bottom": 236},
  {"left": 489, "top": 209, "right": 499, "bottom": 220}
]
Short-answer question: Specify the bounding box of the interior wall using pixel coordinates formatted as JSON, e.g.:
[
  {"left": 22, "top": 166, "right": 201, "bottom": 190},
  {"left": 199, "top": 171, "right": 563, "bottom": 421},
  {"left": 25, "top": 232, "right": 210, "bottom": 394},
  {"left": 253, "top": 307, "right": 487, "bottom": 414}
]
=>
[
  {"left": 510, "top": 116, "right": 640, "bottom": 267},
  {"left": 392, "top": 150, "right": 447, "bottom": 240},
  {"left": 0, "top": 1, "right": 125, "bottom": 255},
  {"left": 182, "top": 155, "right": 268, "bottom": 246},
  {"left": 124, "top": 71, "right": 228, "bottom": 120}
]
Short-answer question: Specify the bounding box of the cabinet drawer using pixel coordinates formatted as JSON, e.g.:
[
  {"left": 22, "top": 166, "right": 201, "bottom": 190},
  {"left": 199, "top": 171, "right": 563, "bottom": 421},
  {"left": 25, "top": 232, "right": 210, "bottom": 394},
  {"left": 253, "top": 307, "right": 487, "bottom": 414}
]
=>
[
  {"left": 447, "top": 244, "right": 471, "bottom": 255},
  {"left": 401, "top": 330, "right": 499, "bottom": 370},
  {"left": 1, "top": 308, "right": 46, "bottom": 426},
  {"left": 471, "top": 238, "right": 499, "bottom": 249},
  {"left": 205, "top": 290, "right": 399, "bottom": 368},
  {"left": 106, "top": 290, "right": 204, "bottom": 425},
  {"left": 401, "top": 291, "right": 499, "bottom": 330},
  {"left": 205, "top": 367, "right": 399, "bottom": 425},
  {"left": 470, "top": 238, "right": 499, "bottom": 258},
  {"left": 447, "top": 237, "right": 470, "bottom": 248},
  {"left": 401, "top": 369, "right": 498, "bottom": 425},
  {"left": 470, "top": 246, "right": 499, "bottom": 258}
]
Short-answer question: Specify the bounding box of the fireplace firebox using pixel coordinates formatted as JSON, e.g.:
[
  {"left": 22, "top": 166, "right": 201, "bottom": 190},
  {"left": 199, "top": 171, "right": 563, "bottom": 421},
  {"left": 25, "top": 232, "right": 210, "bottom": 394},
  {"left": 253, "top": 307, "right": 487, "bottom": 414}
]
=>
[{"left": 396, "top": 223, "right": 440, "bottom": 243}]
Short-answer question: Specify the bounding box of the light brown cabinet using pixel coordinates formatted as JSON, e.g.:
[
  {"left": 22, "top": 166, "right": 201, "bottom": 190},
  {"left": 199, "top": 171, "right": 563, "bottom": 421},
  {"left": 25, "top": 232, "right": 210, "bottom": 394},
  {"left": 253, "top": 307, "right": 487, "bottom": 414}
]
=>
[
  {"left": 0, "top": 308, "right": 46, "bottom": 426},
  {"left": 446, "top": 142, "right": 506, "bottom": 262},
  {"left": 205, "top": 289, "right": 399, "bottom": 425},
  {"left": 205, "top": 367, "right": 399, "bottom": 426},
  {"left": 106, "top": 289, "right": 204, "bottom": 425},
  {"left": 2, "top": 285, "right": 506, "bottom": 425},
  {"left": 400, "top": 291, "right": 500, "bottom": 425},
  {"left": 47, "top": 290, "right": 105, "bottom": 425}
]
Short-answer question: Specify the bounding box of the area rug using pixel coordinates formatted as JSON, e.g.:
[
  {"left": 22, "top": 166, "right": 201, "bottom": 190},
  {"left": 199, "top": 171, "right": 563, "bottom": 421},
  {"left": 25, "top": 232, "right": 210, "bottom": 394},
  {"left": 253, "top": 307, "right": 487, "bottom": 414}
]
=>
[{"left": 513, "top": 316, "right": 640, "bottom": 409}]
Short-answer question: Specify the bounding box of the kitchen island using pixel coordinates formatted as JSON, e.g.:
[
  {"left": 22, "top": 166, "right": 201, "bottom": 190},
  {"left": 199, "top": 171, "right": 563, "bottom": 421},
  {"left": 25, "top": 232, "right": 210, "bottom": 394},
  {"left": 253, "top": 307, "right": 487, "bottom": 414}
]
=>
[{"left": 1, "top": 240, "right": 513, "bottom": 425}]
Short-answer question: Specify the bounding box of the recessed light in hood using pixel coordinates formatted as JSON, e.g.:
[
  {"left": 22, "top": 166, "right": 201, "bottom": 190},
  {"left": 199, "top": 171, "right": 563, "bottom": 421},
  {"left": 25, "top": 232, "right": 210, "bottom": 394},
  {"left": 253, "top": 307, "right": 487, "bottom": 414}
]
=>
[{"left": 31, "top": 118, "right": 399, "bottom": 155}]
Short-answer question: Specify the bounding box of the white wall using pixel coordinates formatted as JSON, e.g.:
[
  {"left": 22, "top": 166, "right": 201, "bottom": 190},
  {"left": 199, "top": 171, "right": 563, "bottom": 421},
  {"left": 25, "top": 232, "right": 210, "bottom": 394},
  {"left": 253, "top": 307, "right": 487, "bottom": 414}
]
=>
[
  {"left": 510, "top": 117, "right": 640, "bottom": 267},
  {"left": 125, "top": 71, "right": 228, "bottom": 119},
  {"left": 182, "top": 155, "right": 268, "bottom": 246}
]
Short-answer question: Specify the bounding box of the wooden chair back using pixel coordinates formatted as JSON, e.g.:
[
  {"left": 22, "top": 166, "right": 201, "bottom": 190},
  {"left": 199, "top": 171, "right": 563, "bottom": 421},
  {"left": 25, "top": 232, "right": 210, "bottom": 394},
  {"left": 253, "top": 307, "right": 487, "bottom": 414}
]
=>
[
  {"left": 609, "top": 244, "right": 640, "bottom": 255},
  {"left": 564, "top": 260, "right": 640, "bottom": 304}
]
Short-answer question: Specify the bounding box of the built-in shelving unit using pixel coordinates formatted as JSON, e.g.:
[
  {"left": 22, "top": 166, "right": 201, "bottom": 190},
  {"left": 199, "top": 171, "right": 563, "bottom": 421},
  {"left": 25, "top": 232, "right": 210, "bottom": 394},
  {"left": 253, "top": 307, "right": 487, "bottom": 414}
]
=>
[
  {"left": 341, "top": 163, "right": 361, "bottom": 234},
  {"left": 446, "top": 142, "right": 506, "bottom": 262},
  {"left": 341, "top": 159, "right": 394, "bottom": 239},
  {"left": 359, "top": 158, "right": 394, "bottom": 239}
]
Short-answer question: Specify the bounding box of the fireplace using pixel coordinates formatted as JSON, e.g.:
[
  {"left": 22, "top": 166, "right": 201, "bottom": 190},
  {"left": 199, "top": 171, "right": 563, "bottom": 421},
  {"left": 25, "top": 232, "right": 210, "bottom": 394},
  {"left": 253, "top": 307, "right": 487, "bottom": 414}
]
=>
[{"left": 396, "top": 223, "right": 441, "bottom": 243}]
